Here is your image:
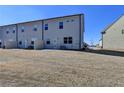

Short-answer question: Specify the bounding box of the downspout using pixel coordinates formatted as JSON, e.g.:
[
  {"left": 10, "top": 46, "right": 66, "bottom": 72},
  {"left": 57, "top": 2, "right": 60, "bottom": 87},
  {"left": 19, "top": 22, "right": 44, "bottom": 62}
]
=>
[
  {"left": 16, "top": 24, "right": 18, "bottom": 48},
  {"left": 102, "top": 33, "right": 103, "bottom": 49},
  {"left": 42, "top": 20, "right": 44, "bottom": 40},
  {"left": 42, "top": 20, "right": 44, "bottom": 48},
  {"left": 79, "top": 15, "right": 81, "bottom": 49},
  {"left": 82, "top": 14, "right": 85, "bottom": 49},
  {"left": 101, "top": 32, "right": 104, "bottom": 49}
]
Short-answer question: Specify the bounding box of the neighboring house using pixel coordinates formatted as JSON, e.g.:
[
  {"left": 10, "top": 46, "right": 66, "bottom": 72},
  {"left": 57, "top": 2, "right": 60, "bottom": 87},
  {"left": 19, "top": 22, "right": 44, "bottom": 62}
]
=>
[
  {"left": 0, "top": 14, "right": 84, "bottom": 50},
  {"left": 101, "top": 15, "right": 124, "bottom": 50}
]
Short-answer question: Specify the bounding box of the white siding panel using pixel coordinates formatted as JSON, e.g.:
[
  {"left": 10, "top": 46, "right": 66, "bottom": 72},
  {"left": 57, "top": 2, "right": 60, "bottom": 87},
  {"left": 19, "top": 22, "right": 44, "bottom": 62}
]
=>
[
  {"left": 103, "top": 16, "right": 124, "bottom": 50},
  {"left": 43, "top": 15, "right": 80, "bottom": 49}
]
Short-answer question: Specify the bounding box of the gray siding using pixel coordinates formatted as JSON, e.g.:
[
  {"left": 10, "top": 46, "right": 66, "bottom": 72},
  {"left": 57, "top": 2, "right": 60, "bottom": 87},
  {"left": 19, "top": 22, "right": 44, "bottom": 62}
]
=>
[
  {"left": 0, "top": 25, "right": 17, "bottom": 47},
  {"left": 0, "top": 27, "right": 3, "bottom": 47},
  {"left": 17, "top": 21, "right": 43, "bottom": 48}
]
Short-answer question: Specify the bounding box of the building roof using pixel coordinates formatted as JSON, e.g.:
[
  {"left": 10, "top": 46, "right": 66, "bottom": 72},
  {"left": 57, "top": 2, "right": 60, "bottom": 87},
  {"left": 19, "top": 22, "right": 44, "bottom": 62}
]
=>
[
  {"left": 101, "top": 15, "right": 124, "bottom": 34},
  {"left": 0, "top": 13, "right": 83, "bottom": 27}
]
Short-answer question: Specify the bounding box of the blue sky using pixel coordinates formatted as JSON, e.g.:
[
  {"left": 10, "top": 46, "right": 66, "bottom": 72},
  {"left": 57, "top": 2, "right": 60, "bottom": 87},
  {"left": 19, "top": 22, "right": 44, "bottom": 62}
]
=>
[{"left": 0, "top": 5, "right": 123, "bottom": 44}]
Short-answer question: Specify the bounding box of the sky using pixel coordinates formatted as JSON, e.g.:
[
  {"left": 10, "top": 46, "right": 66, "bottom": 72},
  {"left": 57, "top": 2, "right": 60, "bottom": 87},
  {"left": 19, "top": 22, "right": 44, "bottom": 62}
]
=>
[{"left": 0, "top": 5, "right": 123, "bottom": 45}]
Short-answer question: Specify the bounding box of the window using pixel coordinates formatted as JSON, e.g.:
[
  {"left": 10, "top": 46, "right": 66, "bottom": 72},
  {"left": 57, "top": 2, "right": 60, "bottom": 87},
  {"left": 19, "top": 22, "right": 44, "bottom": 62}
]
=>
[
  {"left": 71, "top": 19, "right": 74, "bottom": 22},
  {"left": 33, "top": 28, "right": 37, "bottom": 31},
  {"left": 64, "top": 37, "right": 68, "bottom": 44},
  {"left": 19, "top": 41, "right": 22, "bottom": 45},
  {"left": 45, "top": 24, "right": 48, "bottom": 30},
  {"left": 13, "top": 30, "right": 15, "bottom": 33},
  {"left": 46, "top": 41, "right": 50, "bottom": 44},
  {"left": 122, "top": 29, "right": 124, "bottom": 34},
  {"left": 31, "top": 41, "right": 34, "bottom": 45},
  {"left": 66, "top": 20, "right": 69, "bottom": 22},
  {"left": 63, "top": 37, "right": 73, "bottom": 44},
  {"left": 21, "top": 29, "right": 24, "bottom": 32},
  {"left": 68, "top": 37, "right": 72, "bottom": 44},
  {"left": 33, "top": 25, "right": 37, "bottom": 31},
  {"left": 21, "top": 27, "right": 24, "bottom": 32},
  {"left": 6, "top": 31, "right": 9, "bottom": 34},
  {"left": 59, "top": 22, "right": 63, "bottom": 29}
]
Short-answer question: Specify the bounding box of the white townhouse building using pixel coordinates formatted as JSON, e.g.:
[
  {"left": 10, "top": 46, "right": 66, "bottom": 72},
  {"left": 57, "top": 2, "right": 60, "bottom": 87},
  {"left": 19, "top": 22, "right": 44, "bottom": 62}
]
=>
[{"left": 0, "top": 14, "right": 84, "bottom": 50}]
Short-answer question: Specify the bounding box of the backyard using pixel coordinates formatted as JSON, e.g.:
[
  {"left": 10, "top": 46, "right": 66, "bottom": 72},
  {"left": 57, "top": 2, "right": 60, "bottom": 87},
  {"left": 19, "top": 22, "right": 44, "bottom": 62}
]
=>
[{"left": 0, "top": 49, "right": 124, "bottom": 87}]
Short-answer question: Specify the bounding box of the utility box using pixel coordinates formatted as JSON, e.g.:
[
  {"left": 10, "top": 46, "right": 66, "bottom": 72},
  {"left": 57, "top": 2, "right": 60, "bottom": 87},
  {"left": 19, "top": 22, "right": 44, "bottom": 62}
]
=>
[
  {"left": 4, "top": 40, "right": 17, "bottom": 49},
  {"left": 34, "top": 40, "right": 44, "bottom": 50}
]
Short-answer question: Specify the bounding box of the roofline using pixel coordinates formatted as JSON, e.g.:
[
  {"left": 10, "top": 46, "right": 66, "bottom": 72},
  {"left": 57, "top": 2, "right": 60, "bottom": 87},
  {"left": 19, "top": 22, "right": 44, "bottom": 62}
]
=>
[
  {"left": 0, "top": 13, "right": 84, "bottom": 27},
  {"left": 101, "top": 14, "right": 124, "bottom": 34}
]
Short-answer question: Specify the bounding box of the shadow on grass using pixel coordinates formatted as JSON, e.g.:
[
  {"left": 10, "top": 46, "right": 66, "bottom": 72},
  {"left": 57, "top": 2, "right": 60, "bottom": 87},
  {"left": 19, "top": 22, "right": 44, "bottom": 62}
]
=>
[{"left": 83, "top": 49, "right": 124, "bottom": 57}]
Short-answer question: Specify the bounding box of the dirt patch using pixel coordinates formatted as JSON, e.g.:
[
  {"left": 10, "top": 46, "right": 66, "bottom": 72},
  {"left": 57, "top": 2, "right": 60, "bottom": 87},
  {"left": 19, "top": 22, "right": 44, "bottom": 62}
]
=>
[{"left": 0, "top": 49, "right": 124, "bottom": 87}]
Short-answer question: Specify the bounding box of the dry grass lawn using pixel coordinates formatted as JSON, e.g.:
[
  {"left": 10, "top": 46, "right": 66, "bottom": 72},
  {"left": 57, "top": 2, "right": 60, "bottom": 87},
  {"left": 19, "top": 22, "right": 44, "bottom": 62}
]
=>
[{"left": 0, "top": 49, "right": 124, "bottom": 87}]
